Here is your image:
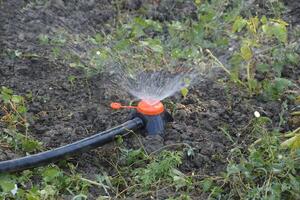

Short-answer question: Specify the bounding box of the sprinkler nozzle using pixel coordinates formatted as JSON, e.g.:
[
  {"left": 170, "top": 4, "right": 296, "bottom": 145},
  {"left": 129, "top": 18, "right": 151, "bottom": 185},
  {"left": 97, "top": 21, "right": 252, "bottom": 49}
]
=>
[
  {"left": 110, "top": 100, "right": 172, "bottom": 136},
  {"left": 110, "top": 102, "right": 137, "bottom": 110},
  {"left": 110, "top": 102, "right": 122, "bottom": 109}
]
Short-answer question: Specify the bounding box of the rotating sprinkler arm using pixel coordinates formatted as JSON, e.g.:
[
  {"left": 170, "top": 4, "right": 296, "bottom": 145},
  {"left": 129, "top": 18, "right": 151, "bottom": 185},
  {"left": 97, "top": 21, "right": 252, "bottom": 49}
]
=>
[{"left": 110, "top": 102, "right": 137, "bottom": 110}]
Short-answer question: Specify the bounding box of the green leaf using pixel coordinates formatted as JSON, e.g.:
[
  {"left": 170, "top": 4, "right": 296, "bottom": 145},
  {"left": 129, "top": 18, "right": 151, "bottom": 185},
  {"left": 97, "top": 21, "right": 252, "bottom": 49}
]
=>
[
  {"left": 17, "top": 105, "right": 27, "bottom": 114},
  {"left": 282, "top": 135, "right": 300, "bottom": 150},
  {"left": 1, "top": 86, "right": 13, "bottom": 95},
  {"left": 273, "top": 62, "right": 284, "bottom": 75},
  {"left": 139, "top": 39, "right": 163, "bottom": 53},
  {"left": 274, "top": 78, "right": 292, "bottom": 92},
  {"left": 247, "top": 17, "right": 259, "bottom": 34},
  {"left": 262, "top": 24, "right": 272, "bottom": 36},
  {"left": 40, "top": 185, "right": 56, "bottom": 198},
  {"left": 133, "top": 17, "right": 148, "bottom": 27},
  {"left": 262, "top": 21, "right": 288, "bottom": 43},
  {"left": 114, "top": 39, "right": 130, "bottom": 51},
  {"left": 93, "top": 33, "right": 103, "bottom": 43},
  {"left": 232, "top": 16, "right": 247, "bottom": 32},
  {"left": 240, "top": 44, "right": 252, "bottom": 61},
  {"left": 195, "top": 0, "right": 201, "bottom": 5},
  {"left": 289, "top": 174, "right": 300, "bottom": 190},
  {"left": 168, "top": 21, "right": 184, "bottom": 31},
  {"left": 264, "top": 78, "right": 292, "bottom": 100},
  {"left": 125, "top": 148, "right": 146, "bottom": 165},
  {"left": 11, "top": 95, "right": 23, "bottom": 104},
  {"left": 22, "top": 139, "right": 41, "bottom": 153},
  {"left": 149, "top": 44, "right": 163, "bottom": 53},
  {"left": 210, "top": 186, "right": 223, "bottom": 198},
  {"left": 38, "top": 34, "right": 49, "bottom": 45},
  {"left": 0, "top": 93, "right": 11, "bottom": 103},
  {"left": 51, "top": 47, "right": 61, "bottom": 58},
  {"left": 272, "top": 23, "right": 287, "bottom": 43},
  {"left": 256, "top": 63, "right": 270, "bottom": 73},
  {"left": 249, "top": 150, "right": 264, "bottom": 166},
  {"left": 227, "top": 163, "right": 240, "bottom": 175},
  {"left": 42, "top": 167, "right": 61, "bottom": 182},
  {"left": 68, "top": 75, "right": 76, "bottom": 83},
  {"left": 286, "top": 53, "right": 300, "bottom": 64},
  {"left": 116, "top": 135, "right": 124, "bottom": 145},
  {"left": 144, "top": 19, "right": 162, "bottom": 32},
  {"left": 26, "top": 188, "right": 40, "bottom": 200},
  {"left": 201, "top": 178, "right": 213, "bottom": 192},
  {"left": 0, "top": 179, "right": 15, "bottom": 192},
  {"left": 131, "top": 25, "right": 145, "bottom": 38},
  {"left": 181, "top": 88, "right": 189, "bottom": 98},
  {"left": 171, "top": 48, "right": 184, "bottom": 59},
  {"left": 261, "top": 15, "right": 268, "bottom": 24}
]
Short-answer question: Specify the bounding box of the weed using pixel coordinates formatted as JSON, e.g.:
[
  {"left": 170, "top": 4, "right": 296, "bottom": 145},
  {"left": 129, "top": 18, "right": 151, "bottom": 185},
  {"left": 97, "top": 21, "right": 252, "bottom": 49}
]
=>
[
  {"left": 281, "top": 127, "right": 300, "bottom": 152},
  {"left": 133, "top": 150, "right": 183, "bottom": 189},
  {"left": 0, "top": 87, "right": 29, "bottom": 133},
  {"left": 0, "top": 164, "right": 91, "bottom": 199},
  {"left": 206, "top": 118, "right": 300, "bottom": 199},
  {"left": 263, "top": 78, "right": 293, "bottom": 100},
  {"left": 229, "top": 16, "right": 292, "bottom": 96},
  {"left": 68, "top": 75, "right": 77, "bottom": 86}
]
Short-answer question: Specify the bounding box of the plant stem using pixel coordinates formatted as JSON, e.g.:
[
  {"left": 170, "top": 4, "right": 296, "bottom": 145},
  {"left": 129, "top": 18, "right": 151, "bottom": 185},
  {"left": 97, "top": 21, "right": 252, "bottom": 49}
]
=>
[{"left": 205, "top": 49, "right": 231, "bottom": 75}]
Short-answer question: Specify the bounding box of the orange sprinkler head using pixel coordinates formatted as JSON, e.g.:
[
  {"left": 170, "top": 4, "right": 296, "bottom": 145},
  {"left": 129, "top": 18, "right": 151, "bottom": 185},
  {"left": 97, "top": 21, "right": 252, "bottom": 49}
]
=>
[
  {"left": 110, "top": 100, "right": 170, "bottom": 136},
  {"left": 137, "top": 100, "right": 164, "bottom": 116}
]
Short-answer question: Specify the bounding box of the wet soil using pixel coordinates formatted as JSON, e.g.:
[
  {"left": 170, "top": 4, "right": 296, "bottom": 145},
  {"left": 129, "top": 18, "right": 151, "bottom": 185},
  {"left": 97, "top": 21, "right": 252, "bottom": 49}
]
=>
[{"left": 0, "top": 0, "right": 299, "bottom": 199}]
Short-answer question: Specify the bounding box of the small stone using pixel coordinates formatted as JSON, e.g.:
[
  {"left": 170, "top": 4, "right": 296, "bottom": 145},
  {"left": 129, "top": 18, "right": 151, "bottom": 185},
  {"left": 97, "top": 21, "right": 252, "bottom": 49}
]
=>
[
  {"left": 209, "top": 100, "right": 221, "bottom": 108},
  {"left": 254, "top": 111, "right": 261, "bottom": 118},
  {"left": 175, "top": 103, "right": 186, "bottom": 109},
  {"left": 174, "top": 109, "right": 187, "bottom": 121},
  {"left": 18, "top": 33, "right": 25, "bottom": 40}
]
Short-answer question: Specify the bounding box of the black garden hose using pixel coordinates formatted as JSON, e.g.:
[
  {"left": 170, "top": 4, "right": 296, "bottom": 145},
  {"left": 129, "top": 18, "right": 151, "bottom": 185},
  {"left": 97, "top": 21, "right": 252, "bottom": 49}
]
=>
[{"left": 0, "top": 117, "right": 144, "bottom": 173}]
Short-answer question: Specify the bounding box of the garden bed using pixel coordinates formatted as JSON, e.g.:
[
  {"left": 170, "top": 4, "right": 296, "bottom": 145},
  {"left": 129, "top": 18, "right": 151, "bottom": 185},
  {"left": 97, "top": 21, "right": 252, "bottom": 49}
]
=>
[{"left": 0, "top": 0, "right": 299, "bottom": 199}]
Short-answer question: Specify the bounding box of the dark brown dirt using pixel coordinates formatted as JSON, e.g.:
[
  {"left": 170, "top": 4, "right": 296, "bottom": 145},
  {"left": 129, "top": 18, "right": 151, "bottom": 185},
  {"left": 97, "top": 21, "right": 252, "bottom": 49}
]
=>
[
  {"left": 284, "top": 0, "right": 300, "bottom": 25},
  {"left": 0, "top": 0, "right": 299, "bottom": 199}
]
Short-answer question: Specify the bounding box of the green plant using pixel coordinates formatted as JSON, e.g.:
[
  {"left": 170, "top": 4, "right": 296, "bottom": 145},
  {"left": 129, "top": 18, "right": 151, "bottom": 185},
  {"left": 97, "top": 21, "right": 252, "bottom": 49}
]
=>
[
  {"left": 1, "top": 129, "right": 42, "bottom": 153},
  {"left": 0, "top": 87, "right": 42, "bottom": 153},
  {"left": 133, "top": 150, "right": 183, "bottom": 189},
  {"left": 5, "top": 49, "right": 22, "bottom": 59},
  {"left": 0, "top": 87, "right": 29, "bottom": 132},
  {"left": 281, "top": 127, "right": 300, "bottom": 152},
  {"left": 229, "top": 16, "right": 290, "bottom": 96},
  {"left": 0, "top": 164, "right": 91, "bottom": 199},
  {"left": 263, "top": 78, "right": 292, "bottom": 100},
  {"left": 207, "top": 118, "right": 300, "bottom": 199}
]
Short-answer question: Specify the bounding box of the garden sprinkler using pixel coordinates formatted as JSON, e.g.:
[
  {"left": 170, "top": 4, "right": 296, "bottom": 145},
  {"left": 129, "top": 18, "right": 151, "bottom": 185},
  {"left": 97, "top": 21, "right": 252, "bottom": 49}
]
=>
[
  {"left": 111, "top": 100, "right": 173, "bottom": 136},
  {"left": 0, "top": 100, "right": 172, "bottom": 172}
]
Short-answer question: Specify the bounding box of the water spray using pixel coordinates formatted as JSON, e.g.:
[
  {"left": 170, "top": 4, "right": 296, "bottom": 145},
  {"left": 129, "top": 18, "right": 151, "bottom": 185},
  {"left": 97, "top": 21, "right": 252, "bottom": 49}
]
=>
[{"left": 0, "top": 100, "right": 172, "bottom": 172}]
